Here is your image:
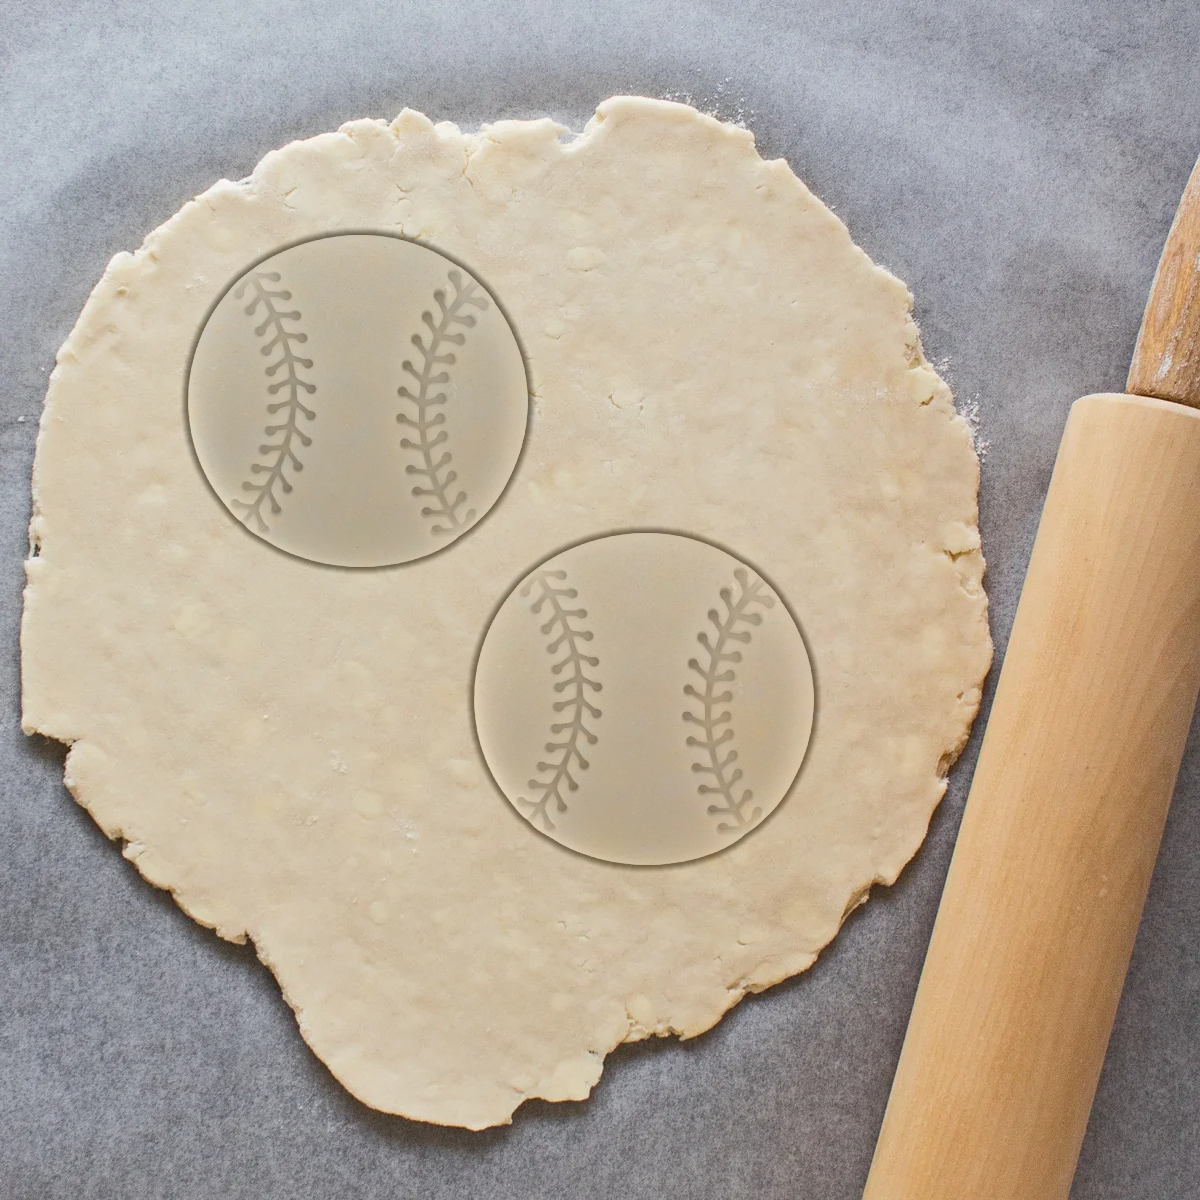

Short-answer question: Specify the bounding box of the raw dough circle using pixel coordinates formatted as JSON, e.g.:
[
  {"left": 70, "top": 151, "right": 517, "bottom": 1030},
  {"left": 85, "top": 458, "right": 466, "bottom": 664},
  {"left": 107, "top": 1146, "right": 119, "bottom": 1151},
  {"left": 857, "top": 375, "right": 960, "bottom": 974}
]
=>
[
  {"left": 21, "top": 98, "right": 991, "bottom": 1129},
  {"left": 475, "top": 532, "right": 815, "bottom": 865},
  {"left": 187, "top": 234, "right": 528, "bottom": 567}
]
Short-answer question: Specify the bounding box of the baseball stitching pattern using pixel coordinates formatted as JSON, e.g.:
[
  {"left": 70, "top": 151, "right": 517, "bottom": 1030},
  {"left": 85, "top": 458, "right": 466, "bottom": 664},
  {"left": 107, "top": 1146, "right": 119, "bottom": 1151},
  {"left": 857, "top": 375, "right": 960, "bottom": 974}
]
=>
[
  {"left": 517, "top": 569, "right": 602, "bottom": 831},
  {"left": 397, "top": 270, "right": 489, "bottom": 536},
  {"left": 230, "top": 271, "right": 316, "bottom": 533},
  {"left": 684, "top": 569, "right": 776, "bottom": 833}
]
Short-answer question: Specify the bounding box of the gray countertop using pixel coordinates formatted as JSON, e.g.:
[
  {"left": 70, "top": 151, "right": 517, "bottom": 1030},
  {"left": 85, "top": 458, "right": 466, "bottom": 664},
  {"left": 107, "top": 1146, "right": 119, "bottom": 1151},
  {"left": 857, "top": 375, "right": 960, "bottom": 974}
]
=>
[{"left": 2, "top": 3, "right": 1198, "bottom": 1197}]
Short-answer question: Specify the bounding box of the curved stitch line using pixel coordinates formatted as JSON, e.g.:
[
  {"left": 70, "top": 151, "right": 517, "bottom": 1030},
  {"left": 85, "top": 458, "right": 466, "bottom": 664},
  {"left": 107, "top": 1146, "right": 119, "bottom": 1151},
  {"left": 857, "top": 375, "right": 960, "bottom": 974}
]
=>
[
  {"left": 397, "top": 269, "right": 488, "bottom": 536},
  {"left": 229, "top": 271, "right": 316, "bottom": 533},
  {"left": 683, "top": 568, "right": 775, "bottom": 834},
  {"left": 517, "top": 569, "right": 602, "bottom": 831}
]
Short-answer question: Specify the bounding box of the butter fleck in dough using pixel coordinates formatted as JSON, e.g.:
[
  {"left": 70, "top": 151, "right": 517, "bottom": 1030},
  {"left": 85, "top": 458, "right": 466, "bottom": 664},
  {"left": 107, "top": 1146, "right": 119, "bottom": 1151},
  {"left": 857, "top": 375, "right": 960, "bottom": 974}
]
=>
[{"left": 21, "top": 97, "right": 991, "bottom": 1129}]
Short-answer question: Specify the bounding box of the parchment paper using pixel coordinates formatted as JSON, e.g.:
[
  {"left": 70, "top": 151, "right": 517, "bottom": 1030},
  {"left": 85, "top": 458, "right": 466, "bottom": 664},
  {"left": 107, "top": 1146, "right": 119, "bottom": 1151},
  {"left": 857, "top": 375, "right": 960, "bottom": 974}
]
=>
[{"left": 1, "top": 2, "right": 1198, "bottom": 1196}]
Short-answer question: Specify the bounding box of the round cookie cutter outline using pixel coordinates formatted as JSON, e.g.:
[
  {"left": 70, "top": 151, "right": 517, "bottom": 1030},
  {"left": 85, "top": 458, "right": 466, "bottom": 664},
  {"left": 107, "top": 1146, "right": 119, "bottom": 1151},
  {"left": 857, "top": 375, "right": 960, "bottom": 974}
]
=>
[
  {"left": 469, "top": 527, "right": 821, "bottom": 868},
  {"left": 182, "top": 229, "right": 534, "bottom": 572}
]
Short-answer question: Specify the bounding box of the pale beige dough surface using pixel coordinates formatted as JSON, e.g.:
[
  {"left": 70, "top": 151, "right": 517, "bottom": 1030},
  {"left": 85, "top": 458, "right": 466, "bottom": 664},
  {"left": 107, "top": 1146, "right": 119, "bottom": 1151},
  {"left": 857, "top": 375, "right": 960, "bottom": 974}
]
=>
[{"left": 21, "top": 96, "right": 992, "bottom": 1129}]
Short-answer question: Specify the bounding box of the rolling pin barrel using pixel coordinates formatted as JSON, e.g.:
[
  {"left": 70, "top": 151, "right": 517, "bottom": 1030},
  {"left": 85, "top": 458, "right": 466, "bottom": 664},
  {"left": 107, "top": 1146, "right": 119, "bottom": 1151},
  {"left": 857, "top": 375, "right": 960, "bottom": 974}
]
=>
[{"left": 863, "top": 392, "right": 1200, "bottom": 1200}]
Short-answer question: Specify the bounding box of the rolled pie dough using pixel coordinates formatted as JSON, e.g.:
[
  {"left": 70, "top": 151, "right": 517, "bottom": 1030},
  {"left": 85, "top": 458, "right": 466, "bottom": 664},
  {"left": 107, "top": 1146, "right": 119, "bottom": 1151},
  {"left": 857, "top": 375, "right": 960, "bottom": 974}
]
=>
[{"left": 21, "top": 97, "right": 991, "bottom": 1128}]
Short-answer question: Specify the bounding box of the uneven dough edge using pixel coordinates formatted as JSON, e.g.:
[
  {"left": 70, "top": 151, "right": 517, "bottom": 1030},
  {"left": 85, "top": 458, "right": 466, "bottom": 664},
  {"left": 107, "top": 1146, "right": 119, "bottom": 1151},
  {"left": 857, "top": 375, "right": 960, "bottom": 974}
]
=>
[{"left": 21, "top": 96, "right": 992, "bottom": 1128}]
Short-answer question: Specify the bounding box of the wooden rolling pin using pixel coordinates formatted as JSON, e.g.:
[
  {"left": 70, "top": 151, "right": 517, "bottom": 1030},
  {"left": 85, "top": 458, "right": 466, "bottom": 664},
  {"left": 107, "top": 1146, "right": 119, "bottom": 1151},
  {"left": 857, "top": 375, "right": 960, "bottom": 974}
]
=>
[{"left": 863, "top": 155, "right": 1200, "bottom": 1200}]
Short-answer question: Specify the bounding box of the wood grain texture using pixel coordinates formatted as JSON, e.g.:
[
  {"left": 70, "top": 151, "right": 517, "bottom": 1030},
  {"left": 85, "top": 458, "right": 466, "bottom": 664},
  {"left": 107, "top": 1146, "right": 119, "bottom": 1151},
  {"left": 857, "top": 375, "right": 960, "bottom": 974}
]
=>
[
  {"left": 862, "top": 393, "right": 1200, "bottom": 1200},
  {"left": 1128, "top": 155, "right": 1200, "bottom": 405}
]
